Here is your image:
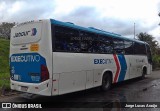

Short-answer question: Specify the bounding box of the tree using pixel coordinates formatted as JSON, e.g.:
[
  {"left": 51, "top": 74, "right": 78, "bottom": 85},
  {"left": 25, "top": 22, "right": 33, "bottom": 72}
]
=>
[
  {"left": 0, "top": 22, "right": 15, "bottom": 39},
  {"left": 137, "top": 32, "right": 160, "bottom": 69},
  {"left": 137, "top": 32, "right": 159, "bottom": 54}
]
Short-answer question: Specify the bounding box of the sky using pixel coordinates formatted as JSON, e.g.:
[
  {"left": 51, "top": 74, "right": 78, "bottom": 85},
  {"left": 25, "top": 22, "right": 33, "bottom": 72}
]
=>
[{"left": 0, "top": 0, "right": 160, "bottom": 43}]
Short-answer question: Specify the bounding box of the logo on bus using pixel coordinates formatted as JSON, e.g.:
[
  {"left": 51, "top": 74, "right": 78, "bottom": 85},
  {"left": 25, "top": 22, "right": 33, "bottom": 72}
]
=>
[
  {"left": 94, "top": 59, "right": 114, "bottom": 64},
  {"left": 31, "top": 28, "right": 37, "bottom": 36},
  {"left": 13, "top": 28, "right": 37, "bottom": 38}
]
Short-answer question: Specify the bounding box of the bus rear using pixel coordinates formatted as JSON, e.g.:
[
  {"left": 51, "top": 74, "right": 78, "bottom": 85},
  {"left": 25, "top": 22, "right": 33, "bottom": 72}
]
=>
[{"left": 10, "top": 20, "right": 53, "bottom": 96}]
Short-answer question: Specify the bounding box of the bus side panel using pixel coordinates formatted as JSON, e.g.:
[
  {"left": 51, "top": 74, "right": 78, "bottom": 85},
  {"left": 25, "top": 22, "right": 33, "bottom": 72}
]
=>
[
  {"left": 93, "top": 69, "right": 103, "bottom": 87},
  {"left": 86, "top": 70, "right": 94, "bottom": 89},
  {"left": 52, "top": 74, "right": 59, "bottom": 95},
  {"left": 129, "top": 55, "right": 148, "bottom": 79},
  {"left": 123, "top": 55, "right": 130, "bottom": 81},
  {"left": 58, "top": 71, "right": 86, "bottom": 95},
  {"left": 147, "top": 64, "right": 152, "bottom": 74},
  {"left": 52, "top": 52, "right": 116, "bottom": 95}
]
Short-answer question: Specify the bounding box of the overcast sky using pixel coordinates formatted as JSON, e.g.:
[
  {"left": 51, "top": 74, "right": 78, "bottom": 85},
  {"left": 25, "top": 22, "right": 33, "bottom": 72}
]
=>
[{"left": 0, "top": 0, "right": 160, "bottom": 43}]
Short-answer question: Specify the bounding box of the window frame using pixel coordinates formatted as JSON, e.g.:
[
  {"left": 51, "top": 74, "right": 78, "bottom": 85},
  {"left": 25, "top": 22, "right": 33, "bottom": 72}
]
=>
[
  {"left": 52, "top": 24, "right": 148, "bottom": 55},
  {"left": 79, "top": 30, "right": 97, "bottom": 53},
  {"left": 53, "top": 25, "right": 81, "bottom": 53},
  {"left": 97, "top": 34, "right": 114, "bottom": 54},
  {"left": 113, "top": 38, "right": 124, "bottom": 54},
  {"left": 124, "top": 40, "right": 134, "bottom": 55},
  {"left": 133, "top": 42, "right": 147, "bottom": 55}
]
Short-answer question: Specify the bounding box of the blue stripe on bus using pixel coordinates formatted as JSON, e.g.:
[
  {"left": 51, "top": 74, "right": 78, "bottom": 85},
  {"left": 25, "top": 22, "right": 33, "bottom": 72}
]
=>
[{"left": 117, "top": 54, "right": 127, "bottom": 82}]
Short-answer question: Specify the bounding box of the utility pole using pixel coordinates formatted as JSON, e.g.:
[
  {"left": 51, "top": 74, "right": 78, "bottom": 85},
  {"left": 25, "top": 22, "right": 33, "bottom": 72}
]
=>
[
  {"left": 134, "top": 23, "right": 135, "bottom": 39},
  {"left": 158, "top": 12, "right": 160, "bottom": 49}
]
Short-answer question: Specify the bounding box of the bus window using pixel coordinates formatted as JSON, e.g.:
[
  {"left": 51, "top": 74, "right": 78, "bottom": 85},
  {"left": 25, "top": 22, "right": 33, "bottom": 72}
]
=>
[
  {"left": 79, "top": 31, "right": 96, "bottom": 53},
  {"left": 54, "top": 26, "right": 80, "bottom": 52},
  {"left": 124, "top": 40, "right": 133, "bottom": 54},
  {"left": 134, "top": 42, "right": 146, "bottom": 55},
  {"left": 113, "top": 38, "right": 124, "bottom": 54},
  {"left": 97, "top": 35, "right": 113, "bottom": 54}
]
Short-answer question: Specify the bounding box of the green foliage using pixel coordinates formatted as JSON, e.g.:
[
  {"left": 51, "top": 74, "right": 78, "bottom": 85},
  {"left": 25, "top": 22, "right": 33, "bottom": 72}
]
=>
[
  {"left": 0, "top": 22, "right": 15, "bottom": 39},
  {"left": 137, "top": 32, "right": 160, "bottom": 69},
  {"left": 137, "top": 32, "right": 159, "bottom": 54},
  {"left": 0, "top": 38, "right": 10, "bottom": 89},
  {"left": 0, "top": 38, "right": 10, "bottom": 72},
  {"left": 153, "top": 55, "right": 160, "bottom": 69},
  {"left": 0, "top": 73, "right": 10, "bottom": 89}
]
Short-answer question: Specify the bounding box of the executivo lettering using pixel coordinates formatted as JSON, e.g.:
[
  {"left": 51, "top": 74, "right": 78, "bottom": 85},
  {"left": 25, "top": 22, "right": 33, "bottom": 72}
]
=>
[{"left": 11, "top": 55, "right": 40, "bottom": 62}]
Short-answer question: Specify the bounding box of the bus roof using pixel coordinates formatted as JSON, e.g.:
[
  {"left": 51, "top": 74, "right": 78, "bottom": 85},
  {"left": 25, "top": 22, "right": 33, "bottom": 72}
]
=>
[{"left": 51, "top": 19, "right": 146, "bottom": 44}]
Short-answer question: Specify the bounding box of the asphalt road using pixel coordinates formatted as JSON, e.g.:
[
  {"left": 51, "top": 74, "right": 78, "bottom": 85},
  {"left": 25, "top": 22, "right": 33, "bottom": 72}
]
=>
[{"left": 0, "top": 70, "right": 160, "bottom": 111}]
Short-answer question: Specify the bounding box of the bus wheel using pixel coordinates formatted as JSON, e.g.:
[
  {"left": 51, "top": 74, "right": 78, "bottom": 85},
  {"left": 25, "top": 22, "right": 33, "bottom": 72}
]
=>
[
  {"left": 101, "top": 73, "right": 112, "bottom": 91},
  {"left": 141, "top": 68, "right": 147, "bottom": 79}
]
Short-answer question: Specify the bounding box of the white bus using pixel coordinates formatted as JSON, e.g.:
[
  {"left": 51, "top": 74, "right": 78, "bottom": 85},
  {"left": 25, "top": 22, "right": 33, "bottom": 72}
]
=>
[{"left": 10, "top": 19, "right": 152, "bottom": 96}]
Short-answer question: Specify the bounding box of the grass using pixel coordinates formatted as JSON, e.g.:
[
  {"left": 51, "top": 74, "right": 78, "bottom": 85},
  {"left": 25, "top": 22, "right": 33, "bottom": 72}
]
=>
[
  {"left": 0, "top": 38, "right": 10, "bottom": 89},
  {"left": 0, "top": 73, "right": 10, "bottom": 89}
]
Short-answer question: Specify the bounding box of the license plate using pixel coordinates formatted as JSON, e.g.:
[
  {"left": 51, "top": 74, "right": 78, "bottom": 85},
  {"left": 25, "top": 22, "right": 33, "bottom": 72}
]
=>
[{"left": 21, "top": 86, "right": 28, "bottom": 91}]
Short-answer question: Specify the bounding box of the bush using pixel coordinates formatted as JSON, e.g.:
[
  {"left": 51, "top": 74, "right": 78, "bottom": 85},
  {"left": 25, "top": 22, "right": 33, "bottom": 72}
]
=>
[
  {"left": 0, "top": 38, "right": 10, "bottom": 90},
  {"left": 152, "top": 54, "right": 160, "bottom": 69}
]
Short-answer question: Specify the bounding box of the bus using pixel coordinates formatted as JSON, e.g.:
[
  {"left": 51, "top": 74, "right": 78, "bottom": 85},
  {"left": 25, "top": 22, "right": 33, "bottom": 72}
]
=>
[{"left": 10, "top": 19, "right": 152, "bottom": 96}]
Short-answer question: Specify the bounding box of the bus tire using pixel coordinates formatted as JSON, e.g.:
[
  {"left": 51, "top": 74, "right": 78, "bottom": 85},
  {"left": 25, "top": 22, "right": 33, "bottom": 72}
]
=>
[
  {"left": 141, "top": 68, "right": 147, "bottom": 79},
  {"left": 101, "top": 73, "right": 112, "bottom": 91}
]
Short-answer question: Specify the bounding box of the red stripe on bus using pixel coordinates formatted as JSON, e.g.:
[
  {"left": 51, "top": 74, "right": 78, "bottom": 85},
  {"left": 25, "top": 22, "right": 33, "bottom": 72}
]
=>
[{"left": 113, "top": 54, "right": 120, "bottom": 83}]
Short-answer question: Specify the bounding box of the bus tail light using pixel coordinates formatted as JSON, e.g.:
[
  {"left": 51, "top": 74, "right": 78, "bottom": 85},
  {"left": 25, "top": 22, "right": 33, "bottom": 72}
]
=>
[{"left": 41, "top": 65, "right": 49, "bottom": 82}]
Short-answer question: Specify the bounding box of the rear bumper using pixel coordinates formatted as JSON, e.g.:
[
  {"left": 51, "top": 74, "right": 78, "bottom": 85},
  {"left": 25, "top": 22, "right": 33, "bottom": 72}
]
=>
[{"left": 10, "top": 79, "right": 51, "bottom": 96}]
